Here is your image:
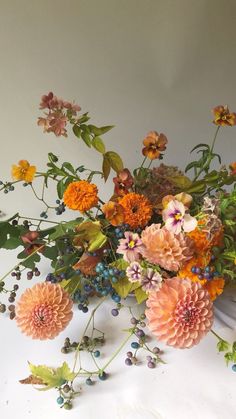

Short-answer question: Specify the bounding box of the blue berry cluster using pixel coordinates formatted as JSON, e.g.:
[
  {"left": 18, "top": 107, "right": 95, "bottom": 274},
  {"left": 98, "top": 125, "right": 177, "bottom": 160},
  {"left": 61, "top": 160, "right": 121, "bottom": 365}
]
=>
[
  {"left": 46, "top": 272, "right": 66, "bottom": 283},
  {"left": 55, "top": 199, "right": 66, "bottom": 215},
  {"left": 191, "top": 265, "right": 220, "bottom": 280}
]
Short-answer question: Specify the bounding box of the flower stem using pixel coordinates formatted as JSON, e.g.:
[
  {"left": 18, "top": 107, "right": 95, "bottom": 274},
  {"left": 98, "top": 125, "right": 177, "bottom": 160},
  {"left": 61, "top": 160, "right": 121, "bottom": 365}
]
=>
[
  {"left": 210, "top": 125, "right": 221, "bottom": 154},
  {"left": 99, "top": 330, "right": 133, "bottom": 373},
  {"left": 211, "top": 329, "right": 224, "bottom": 341}
]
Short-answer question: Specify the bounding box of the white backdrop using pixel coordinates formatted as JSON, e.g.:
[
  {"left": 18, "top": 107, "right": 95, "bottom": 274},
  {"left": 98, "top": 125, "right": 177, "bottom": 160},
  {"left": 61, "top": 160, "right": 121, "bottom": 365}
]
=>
[{"left": 1, "top": 1, "right": 236, "bottom": 418}]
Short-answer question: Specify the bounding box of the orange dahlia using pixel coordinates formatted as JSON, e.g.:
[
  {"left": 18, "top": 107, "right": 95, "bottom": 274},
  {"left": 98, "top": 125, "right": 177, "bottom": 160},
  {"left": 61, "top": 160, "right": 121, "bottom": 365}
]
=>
[
  {"left": 15, "top": 282, "right": 73, "bottom": 340},
  {"left": 63, "top": 180, "right": 98, "bottom": 212},
  {"left": 119, "top": 192, "right": 152, "bottom": 229},
  {"left": 102, "top": 201, "right": 125, "bottom": 226},
  {"left": 146, "top": 277, "right": 213, "bottom": 349}
]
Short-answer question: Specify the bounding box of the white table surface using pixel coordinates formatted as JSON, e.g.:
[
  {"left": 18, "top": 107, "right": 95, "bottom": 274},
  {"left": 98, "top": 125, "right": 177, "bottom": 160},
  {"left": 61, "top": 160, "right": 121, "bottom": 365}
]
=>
[{"left": 1, "top": 252, "right": 236, "bottom": 419}]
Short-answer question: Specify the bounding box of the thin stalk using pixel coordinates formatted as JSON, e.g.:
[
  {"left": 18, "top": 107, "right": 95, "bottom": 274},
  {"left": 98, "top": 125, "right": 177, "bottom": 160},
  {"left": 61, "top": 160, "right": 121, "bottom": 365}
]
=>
[{"left": 99, "top": 331, "right": 133, "bottom": 373}]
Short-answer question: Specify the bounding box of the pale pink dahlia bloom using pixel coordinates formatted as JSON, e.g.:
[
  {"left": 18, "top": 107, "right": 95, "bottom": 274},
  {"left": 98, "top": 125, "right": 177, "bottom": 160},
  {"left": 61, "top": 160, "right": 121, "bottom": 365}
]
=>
[
  {"left": 146, "top": 277, "right": 213, "bottom": 349},
  {"left": 15, "top": 282, "right": 73, "bottom": 340},
  {"left": 141, "top": 224, "right": 194, "bottom": 271}
]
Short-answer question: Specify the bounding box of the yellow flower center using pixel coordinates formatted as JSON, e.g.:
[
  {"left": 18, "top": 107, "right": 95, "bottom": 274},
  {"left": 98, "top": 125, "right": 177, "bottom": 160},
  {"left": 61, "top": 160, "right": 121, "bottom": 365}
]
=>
[
  {"left": 174, "top": 213, "right": 182, "bottom": 221},
  {"left": 128, "top": 240, "right": 135, "bottom": 248}
]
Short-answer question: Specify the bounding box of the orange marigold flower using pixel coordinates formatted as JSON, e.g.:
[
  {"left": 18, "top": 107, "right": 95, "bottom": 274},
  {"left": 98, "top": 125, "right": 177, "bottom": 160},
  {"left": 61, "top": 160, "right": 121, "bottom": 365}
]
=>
[
  {"left": 179, "top": 254, "right": 211, "bottom": 285},
  {"left": 142, "top": 131, "right": 167, "bottom": 160},
  {"left": 187, "top": 218, "right": 223, "bottom": 252},
  {"left": 204, "top": 278, "right": 225, "bottom": 301},
  {"left": 15, "top": 282, "right": 73, "bottom": 340},
  {"left": 63, "top": 180, "right": 98, "bottom": 212},
  {"left": 229, "top": 162, "right": 236, "bottom": 175},
  {"left": 213, "top": 105, "right": 236, "bottom": 126},
  {"left": 11, "top": 160, "right": 36, "bottom": 182},
  {"left": 102, "top": 201, "right": 125, "bottom": 226},
  {"left": 119, "top": 192, "right": 152, "bottom": 229}
]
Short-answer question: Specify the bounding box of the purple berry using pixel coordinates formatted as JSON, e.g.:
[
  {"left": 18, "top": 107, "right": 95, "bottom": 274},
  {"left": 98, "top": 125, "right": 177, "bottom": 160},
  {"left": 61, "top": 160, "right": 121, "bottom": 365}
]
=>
[
  {"left": 125, "top": 358, "right": 132, "bottom": 366},
  {"left": 111, "top": 308, "right": 119, "bottom": 317},
  {"left": 147, "top": 361, "right": 155, "bottom": 369}
]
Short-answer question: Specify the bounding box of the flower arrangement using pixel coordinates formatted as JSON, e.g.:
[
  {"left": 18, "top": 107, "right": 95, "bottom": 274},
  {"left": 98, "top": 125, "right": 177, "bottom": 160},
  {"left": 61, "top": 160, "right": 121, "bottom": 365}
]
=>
[{"left": 0, "top": 94, "right": 236, "bottom": 410}]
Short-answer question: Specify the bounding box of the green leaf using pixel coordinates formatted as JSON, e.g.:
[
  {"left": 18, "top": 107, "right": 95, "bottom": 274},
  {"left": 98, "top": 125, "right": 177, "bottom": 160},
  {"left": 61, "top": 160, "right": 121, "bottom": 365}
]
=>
[
  {"left": 48, "top": 152, "right": 58, "bottom": 163},
  {"left": 49, "top": 224, "right": 66, "bottom": 241},
  {"left": 29, "top": 362, "right": 76, "bottom": 391},
  {"left": 134, "top": 287, "right": 148, "bottom": 304},
  {"left": 62, "top": 162, "right": 76, "bottom": 175},
  {"left": 73, "top": 124, "right": 82, "bottom": 139},
  {"left": 75, "top": 220, "right": 107, "bottom": 252},
  {"left": 92, "top": 137, "right": 106, "bottom": 154},
  {"left": 185, "top": 181, "right": 206, "bottom": 194},
  {"left": 81, "top": 131, "right": 92, "bottom": 147},
  {"left": 217, "top": 340, "right": 231, "bottom": 352},
  {"left": 2, "top": 236, "right": 22, "bottom": 249},
  {"left": 60, "top": 276, "right": 81, "bottom": 295},
  {"left": 88, "top": 125, "right": 114, "bottom": 136},
  {"left": 110, "top": 259, "right": 133, "bottom": 298},
  {"left": 167, "top": 175, "right": 192, "bottom": 189},
  {"left": 43, "top": 246, "right": 58, "bottom": 261},
  {"left": 102, "top": 155, "right": 111, "bottom": 181},
  {"left": 57, "top": 178, "right": 66, "bottom": 199},
  {"left": 190, "top": 143, "right": 210, "bottom": 153},
  {"left": 224, "top": 352, "right": 233, "bottom": 366},
  {"left": 21, "top": 253, "right": 41, "bottom": 269},
  {"left": 105, "top": 151, "right": 124, "bottom": 173}
]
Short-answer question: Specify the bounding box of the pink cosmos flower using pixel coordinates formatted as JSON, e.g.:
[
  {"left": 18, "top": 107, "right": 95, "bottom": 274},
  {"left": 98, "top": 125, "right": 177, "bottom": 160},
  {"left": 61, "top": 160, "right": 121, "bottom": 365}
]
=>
[
  {"left": 140, "top": 268, "right": 162, "bottom": 292},
  {"left": 162, "top": 199, "right": 197, "bottom": 234},
  {"left": 126, "top": 262, "right": 143, "bottom": 282},
  {"left": 146, "top": 277, "right": 213, "bottom": 349},
  {"left": 117, "top": 231, "right": 143, "bottom": 262}
]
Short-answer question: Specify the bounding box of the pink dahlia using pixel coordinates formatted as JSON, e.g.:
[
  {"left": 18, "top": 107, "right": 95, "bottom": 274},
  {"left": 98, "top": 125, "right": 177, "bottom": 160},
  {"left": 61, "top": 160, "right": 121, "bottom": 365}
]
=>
[
  {"left": 141, "top": 223, "right": 194, "bottom": 271},
  {"left": 146, "top": 277, "right": 213, "bottom": 348},
  {"left": 15, "top": 282, "right": 73, "bottom": 340}
]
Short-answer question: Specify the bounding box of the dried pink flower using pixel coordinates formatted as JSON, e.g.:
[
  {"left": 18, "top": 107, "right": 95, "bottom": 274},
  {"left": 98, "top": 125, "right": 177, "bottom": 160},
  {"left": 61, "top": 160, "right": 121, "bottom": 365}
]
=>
[
  {"left": 15, "top": 282, "right": 73, "bottom": 340},
  {"left": 146, "top": 277, "right": 213, "bottom": 348},
  {"left": 141, "top": 223, "right": 194, "bottom": 271}
]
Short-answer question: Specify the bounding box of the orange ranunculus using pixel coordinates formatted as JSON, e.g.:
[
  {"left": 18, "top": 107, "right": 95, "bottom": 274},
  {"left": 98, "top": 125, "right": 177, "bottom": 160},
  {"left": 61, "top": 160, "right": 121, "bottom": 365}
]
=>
[
  {"left": 213, "top": 105, "right": 236, "bottom": 126},
  {"left": 142, "top": 131, "right": 168, "bottom": 160},
  {"left": 119, "top": 192, "right": 152, "bottom": 229},
  {"left": 63, "top": 180, "right": 98, "bottom": 212},
  {"left": 102, "top": 201, "right": 125, "bottom": 226},
  {"left": 229, "top": 162, "right": 236, "bottom": 175},
  {"left": 11, "top": 160, "right": 36, "bottom": 182}
]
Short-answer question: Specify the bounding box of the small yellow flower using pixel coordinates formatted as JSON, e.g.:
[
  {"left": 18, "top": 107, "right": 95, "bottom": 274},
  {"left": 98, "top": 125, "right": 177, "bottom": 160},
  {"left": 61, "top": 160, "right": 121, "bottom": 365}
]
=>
[{"left": 11, "top": 160, "right": 36, "bottom": 182}]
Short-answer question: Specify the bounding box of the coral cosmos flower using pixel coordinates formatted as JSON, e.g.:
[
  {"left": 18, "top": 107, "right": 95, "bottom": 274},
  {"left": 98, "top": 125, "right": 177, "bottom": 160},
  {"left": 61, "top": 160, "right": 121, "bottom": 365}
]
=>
[
  {"left": 140, "top": 268, "right": 162, "bottom": 292},
  {"left": 141, "top": 223, "right": 194, "bottom": 271},
  {"left": 15, "top": 282, "right": 73, "bottom": 340},
  {"left": 229, "top": 162, "right": 236, "bottom": 175},
  {"left": 213, "top": 105, "right": 236, "bottom": 126},
  {"left": 119, "top": 192, "right": 152, "bottom": 229},
  {"left": 146, "top": 277, "right": 213, "bottom": 349},
  {"left": 126, "top": 261, "right": 143, "bottom": 282},
  {"left": 162, "top": 199, "right": 197, "bottom": 234},
  {"left": 117, "top": 231, "right": 143, "bottom": 262},
  {"left": 113, "top": 169, "right": 134, "bottom": 196},
  {"left": 102, "top": 201, "right": 125, "bottom": 226},
  {"left": 142, "top": 131, "right": 167, "bottom": 160},
  {"left": 63, "top": 180, "right": 98, "bottom": 212},
  {"left": 11, "top": 160, "right": 36, "bottom": 183}
]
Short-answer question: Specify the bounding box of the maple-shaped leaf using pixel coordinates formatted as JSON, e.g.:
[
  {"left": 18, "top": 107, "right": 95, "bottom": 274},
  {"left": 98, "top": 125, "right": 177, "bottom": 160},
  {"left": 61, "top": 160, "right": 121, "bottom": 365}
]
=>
[{"left": 28, "top": 361, "right": 76, "bottom": 391}]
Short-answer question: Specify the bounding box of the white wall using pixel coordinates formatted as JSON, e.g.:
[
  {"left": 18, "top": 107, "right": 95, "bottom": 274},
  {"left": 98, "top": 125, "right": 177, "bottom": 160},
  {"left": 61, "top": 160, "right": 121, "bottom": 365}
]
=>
[{"left": 0, "top": 0, "right": 236, "bottom": 214}]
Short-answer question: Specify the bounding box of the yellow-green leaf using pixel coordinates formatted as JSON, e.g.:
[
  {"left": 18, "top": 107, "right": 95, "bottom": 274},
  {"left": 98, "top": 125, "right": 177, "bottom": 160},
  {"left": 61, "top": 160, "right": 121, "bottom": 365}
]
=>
[
  {"left": 105, "top": 151, "right": 124, "bottom": 173},
  {"left": 102, "top": 155, "right": 111, "bottom": 181},
  {"left": 134, "top": 287, "right": 148, "bottom": 304},
  {"left": 92, "top": 137, "right": 106, "bottom": 154},
  {"left": 167, "top": 175, "right": 192, "bottom": 189},
  {"left": 74, "top": 220, "right": 107, "bottom": 252},
  {"left": 29, "top": 362, "right": 76, "bottom": 391}
]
